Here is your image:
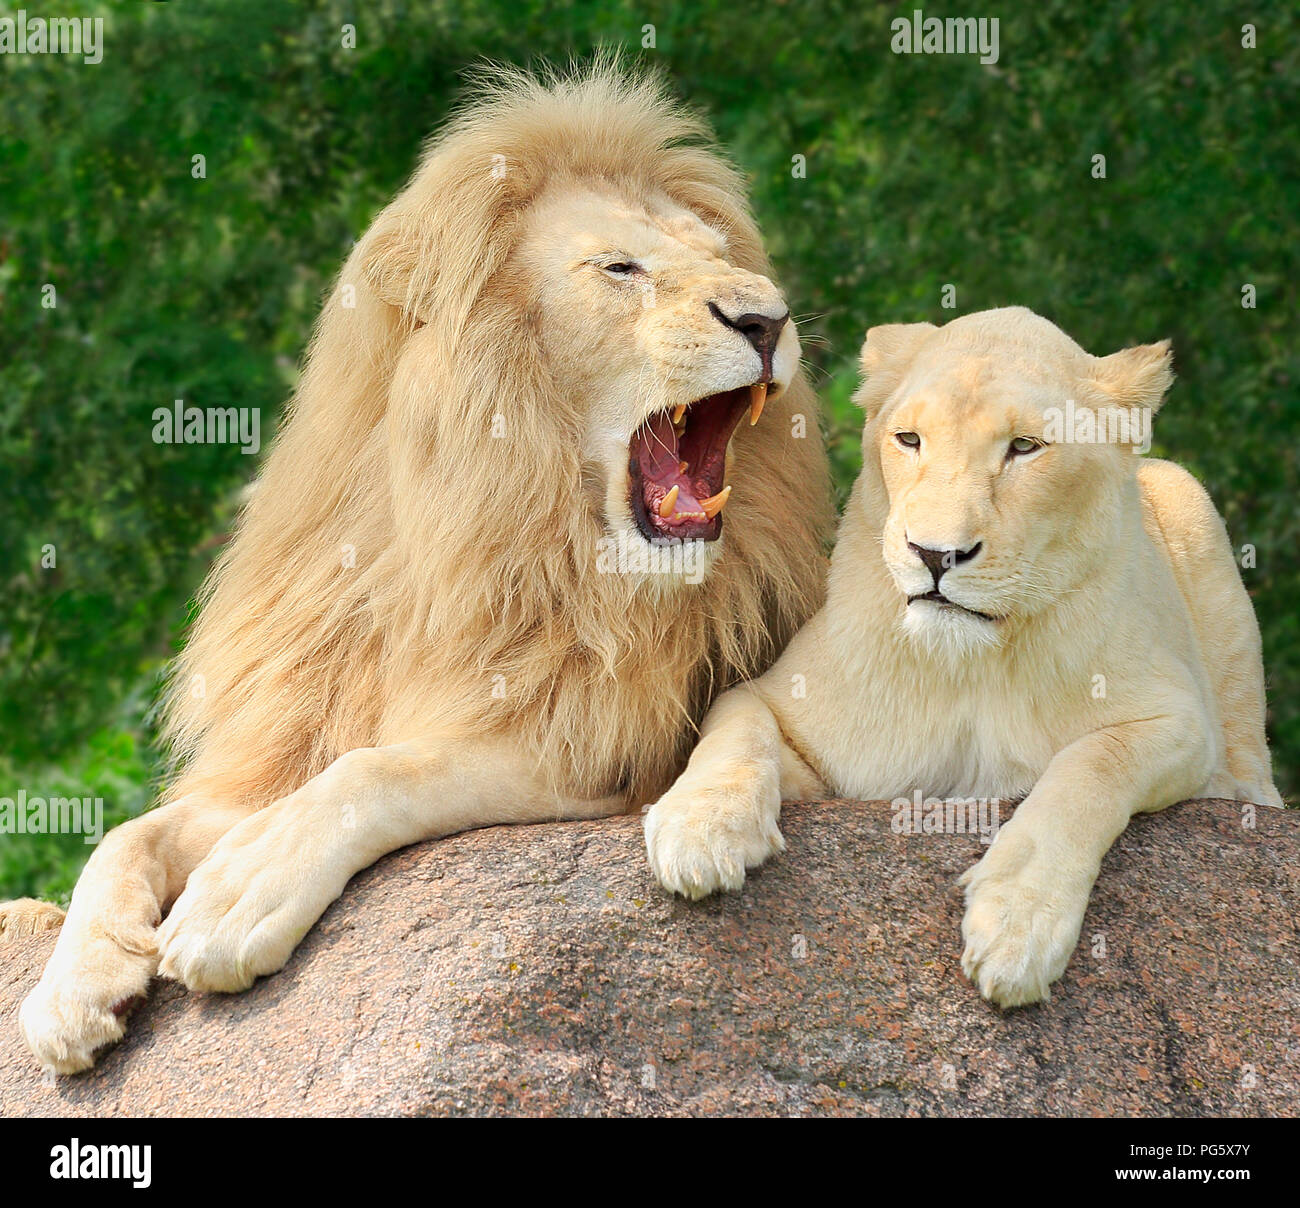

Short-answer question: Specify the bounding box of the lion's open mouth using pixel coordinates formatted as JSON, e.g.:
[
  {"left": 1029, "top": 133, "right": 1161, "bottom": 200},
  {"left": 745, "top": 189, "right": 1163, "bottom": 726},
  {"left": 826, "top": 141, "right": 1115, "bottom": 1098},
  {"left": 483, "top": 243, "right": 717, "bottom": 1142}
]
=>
[{"left": 629, "top": 383, "right": 769, "bottom": 542}]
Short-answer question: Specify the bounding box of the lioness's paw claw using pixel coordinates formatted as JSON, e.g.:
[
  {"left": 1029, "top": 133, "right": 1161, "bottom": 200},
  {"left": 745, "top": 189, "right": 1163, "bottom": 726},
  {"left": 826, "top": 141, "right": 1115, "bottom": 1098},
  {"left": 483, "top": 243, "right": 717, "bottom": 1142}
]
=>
[{"left": 645, "top": 790, "right": 783, "bottom": 900}]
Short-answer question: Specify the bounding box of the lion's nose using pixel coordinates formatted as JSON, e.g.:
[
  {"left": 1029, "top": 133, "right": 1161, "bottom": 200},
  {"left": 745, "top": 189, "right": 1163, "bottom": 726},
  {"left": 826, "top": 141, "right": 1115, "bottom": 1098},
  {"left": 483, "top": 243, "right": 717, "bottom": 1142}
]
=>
[
  {"left": 907, "top": 540, "right": 982, "bottom": 587},
  {"left": 707, "top": 302, "right": 788, "bottom": 374}
]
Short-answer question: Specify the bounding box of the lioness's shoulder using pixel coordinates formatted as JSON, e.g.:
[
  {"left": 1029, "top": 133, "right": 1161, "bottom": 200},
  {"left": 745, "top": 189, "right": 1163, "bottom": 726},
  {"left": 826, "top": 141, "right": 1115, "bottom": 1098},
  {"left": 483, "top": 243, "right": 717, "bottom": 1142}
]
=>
[
  {"left": 1144, "top": 455, "right": 1222, "bottom": 525},
  {"left": 1136, "top": 457, "right": 1230, "bottom": 555},
  {"left": 1137, "top": 456, "right": 1216, "bottom": 512}
]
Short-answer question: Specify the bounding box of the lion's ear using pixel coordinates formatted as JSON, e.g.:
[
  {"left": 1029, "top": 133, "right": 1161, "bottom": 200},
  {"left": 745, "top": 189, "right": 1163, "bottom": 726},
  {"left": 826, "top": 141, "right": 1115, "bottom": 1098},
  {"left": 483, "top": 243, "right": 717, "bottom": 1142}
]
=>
[
  {"left": 1088, "top": 340, "right": 1174, "bottom": 412},
  {"left": 360, "top": 219, "right": 438, "bottom": 323},
  {"left": 854, "top": 323, "right": 936, "bottom": 421}
]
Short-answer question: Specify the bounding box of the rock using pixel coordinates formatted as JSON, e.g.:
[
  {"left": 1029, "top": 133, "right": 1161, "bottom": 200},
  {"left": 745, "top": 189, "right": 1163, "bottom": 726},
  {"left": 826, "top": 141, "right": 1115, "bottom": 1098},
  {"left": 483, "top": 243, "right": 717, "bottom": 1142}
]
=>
[{"left": 0, "top": 799, "right": 1296, "bottom": 1117}]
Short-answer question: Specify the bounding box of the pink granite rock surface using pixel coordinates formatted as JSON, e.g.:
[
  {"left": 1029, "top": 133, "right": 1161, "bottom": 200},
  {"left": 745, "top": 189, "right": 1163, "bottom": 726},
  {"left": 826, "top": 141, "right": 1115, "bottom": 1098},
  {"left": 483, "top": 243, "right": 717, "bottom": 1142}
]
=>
[{"left": 1, "top": 798, "right": 1296, "bottom": 1117}]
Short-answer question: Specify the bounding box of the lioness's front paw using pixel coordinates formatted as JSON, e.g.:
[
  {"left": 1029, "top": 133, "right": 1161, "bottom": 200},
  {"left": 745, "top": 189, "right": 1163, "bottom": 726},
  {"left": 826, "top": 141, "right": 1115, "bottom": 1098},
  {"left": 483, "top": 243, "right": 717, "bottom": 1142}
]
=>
[
  {"left": 645, "top": 780, "right": 783, "bottom": 900},
  {"left": 959, "top": 850, "right": 1090, "bottom": 1008},
  {"left": 0, "top": 898, "right": 66, "bottom": 940},
  {"left": 157, "top": 813, "right": 336, "bottom": 993}
]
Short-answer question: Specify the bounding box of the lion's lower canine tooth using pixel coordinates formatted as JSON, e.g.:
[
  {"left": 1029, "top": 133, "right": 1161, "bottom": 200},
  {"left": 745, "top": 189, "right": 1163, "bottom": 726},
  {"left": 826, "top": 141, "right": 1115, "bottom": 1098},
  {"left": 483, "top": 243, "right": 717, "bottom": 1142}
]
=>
[
  {"left": 700, "top": 484, "right": 732, "bottom": 518},
  {"left": 749, "top": 382, "right": 768, "bottom": 426},
  {"left": 671, "top": 404, "right": 687, "bottom": 424},
  {"left": 659, "top": 485, "right": 679, "bottom": 518}
]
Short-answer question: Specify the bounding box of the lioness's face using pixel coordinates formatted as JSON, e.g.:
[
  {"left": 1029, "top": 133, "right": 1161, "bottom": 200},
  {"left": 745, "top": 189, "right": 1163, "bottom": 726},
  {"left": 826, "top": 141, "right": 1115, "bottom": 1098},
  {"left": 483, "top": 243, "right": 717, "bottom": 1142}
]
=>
[
  {"left": 519, "top": 183, "right": 799, "bottom": 552},
  {"left": 869, "top": 338, "right": 1125, "bottom": 650}
]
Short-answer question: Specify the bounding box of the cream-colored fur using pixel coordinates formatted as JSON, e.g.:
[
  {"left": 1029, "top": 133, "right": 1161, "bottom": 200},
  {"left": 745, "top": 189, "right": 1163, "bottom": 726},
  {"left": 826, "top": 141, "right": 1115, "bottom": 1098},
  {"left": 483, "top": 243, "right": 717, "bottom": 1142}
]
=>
[
  {"left": 646, "top": 306, "right": 1281, "bottom": 1007},
  {"left": 2, "top": 64, "right": 831, "bottom": 1073}
]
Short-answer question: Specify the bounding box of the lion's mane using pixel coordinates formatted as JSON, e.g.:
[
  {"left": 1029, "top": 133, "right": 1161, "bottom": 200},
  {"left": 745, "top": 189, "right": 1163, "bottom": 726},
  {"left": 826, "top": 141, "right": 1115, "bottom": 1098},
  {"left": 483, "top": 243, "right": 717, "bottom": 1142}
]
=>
[{"left": 160, "top": 61, "right": 832, "bottom": 809}]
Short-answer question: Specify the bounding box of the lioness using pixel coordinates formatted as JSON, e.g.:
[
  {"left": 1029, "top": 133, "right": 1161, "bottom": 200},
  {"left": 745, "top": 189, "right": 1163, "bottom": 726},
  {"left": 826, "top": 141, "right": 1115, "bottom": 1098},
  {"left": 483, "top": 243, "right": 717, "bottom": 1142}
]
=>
[
  {"left": 646, "top": 307, "right": 1281, "bottom": 1007},
  {"left": 2, "top": 66, "right": 831, "bottom": 1072}
]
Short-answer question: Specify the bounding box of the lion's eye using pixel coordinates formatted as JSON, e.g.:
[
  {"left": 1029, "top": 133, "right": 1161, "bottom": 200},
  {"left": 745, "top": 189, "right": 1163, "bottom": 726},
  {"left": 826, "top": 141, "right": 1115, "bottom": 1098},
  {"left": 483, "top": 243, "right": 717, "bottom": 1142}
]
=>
[
  {"left": 895, "top": 431, "right": 921, "bottom": 449},
  {"left": 602, "top": 261, "right": 640, "bottom": 276},
  {"left": 1008, "top": 436, "right": 1043, "bottom": 457}
]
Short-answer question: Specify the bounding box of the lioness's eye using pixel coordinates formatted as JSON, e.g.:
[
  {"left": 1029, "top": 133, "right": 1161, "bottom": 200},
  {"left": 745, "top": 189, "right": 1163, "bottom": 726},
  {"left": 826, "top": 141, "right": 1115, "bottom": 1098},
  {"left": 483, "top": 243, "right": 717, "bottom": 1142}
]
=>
[
  {"left": 895, "top": 431, "right": 921, "bottom": 449},
  {"left": 603, "top": 261, "right": 640, "bottom": 276},
  {"left": 1008, "top": 436, "right": 1042, "bottom": 457}
]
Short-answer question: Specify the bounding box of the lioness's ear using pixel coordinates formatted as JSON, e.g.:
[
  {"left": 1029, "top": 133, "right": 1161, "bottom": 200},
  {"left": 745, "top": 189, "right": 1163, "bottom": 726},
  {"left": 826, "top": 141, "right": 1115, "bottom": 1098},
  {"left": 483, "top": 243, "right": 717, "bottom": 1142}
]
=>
[
  {"left": 853, "top": 323, "right": 937, "bottom": 421},
  {"left": 1088, "top": 340, "right": 1174, "bottom": 412},
  {"left": 859, "top": 323, "right": 937, "bottom": 376}
]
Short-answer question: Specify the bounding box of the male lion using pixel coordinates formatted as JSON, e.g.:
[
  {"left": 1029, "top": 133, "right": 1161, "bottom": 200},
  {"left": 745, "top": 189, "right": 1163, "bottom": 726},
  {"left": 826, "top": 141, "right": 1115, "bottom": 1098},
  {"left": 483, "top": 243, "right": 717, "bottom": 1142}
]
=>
[
  {"left": 3, "top": 66, "right": 831, "bottom": 1072},
  {"left": 646, "top": 307, "right": 1281, "bottom": 1007}
]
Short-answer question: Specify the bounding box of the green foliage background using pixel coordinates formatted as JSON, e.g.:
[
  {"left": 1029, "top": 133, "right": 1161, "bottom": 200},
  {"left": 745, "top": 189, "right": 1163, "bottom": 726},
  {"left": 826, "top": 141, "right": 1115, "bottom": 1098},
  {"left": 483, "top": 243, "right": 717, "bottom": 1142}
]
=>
[{"left": 2, "top": 0, "right": 1296, "bottom": 899}]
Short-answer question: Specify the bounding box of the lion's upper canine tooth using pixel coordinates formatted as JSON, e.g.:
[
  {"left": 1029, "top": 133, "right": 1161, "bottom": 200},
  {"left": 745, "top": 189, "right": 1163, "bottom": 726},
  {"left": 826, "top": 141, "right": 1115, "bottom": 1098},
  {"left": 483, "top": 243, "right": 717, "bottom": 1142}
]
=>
[
  {"left": 659, "top": 485, "right": 679, "bottom": 518},
  {"left": 749, "top": 382, "right": 768, "bottom": 426},
  {"left": 700, "top": 484, "right": 732, "bottom": 519},
  {"left": 671, "top": 403, "right": 687, "bottom": 425}
]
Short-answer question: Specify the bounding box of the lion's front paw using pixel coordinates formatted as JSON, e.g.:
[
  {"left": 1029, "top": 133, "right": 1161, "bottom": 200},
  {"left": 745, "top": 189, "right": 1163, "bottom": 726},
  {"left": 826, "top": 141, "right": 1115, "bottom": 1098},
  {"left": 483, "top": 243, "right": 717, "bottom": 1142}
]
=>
[
  {"left": 958, "top": 850, "right": 1091, "bottom": 1008},
  {"left": 157, "top": 813, "right": 337, "bottom": 993},
  {"left": 0, "top": 898, "right": 66, "bottom": 941},
  {"left": 20, "top": 941, "right": 154, "bottom": 1075},
  {"left": 21, "top": 978, "right": 126, "bottom": 1076},
  {"left": 644, "top": 778, "right": 783, "bottom": 900}
]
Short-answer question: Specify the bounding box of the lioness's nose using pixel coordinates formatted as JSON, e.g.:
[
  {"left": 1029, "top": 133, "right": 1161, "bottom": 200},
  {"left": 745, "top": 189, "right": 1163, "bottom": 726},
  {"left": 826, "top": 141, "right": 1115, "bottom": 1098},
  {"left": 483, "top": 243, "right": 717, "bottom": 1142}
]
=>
[
  {"left": 908, "top": 540, "right": 982, "bottom": 586},
  {"left": 707, "top": 302, "right": 788, "bottom": 368}
]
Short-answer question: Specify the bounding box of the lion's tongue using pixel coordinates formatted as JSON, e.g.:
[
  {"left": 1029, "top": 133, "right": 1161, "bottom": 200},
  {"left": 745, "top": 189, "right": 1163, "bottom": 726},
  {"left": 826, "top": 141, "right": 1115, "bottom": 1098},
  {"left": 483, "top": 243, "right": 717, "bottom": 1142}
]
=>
[{"left": 635, "top": 412, "right": 704, "bottom": 514}]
